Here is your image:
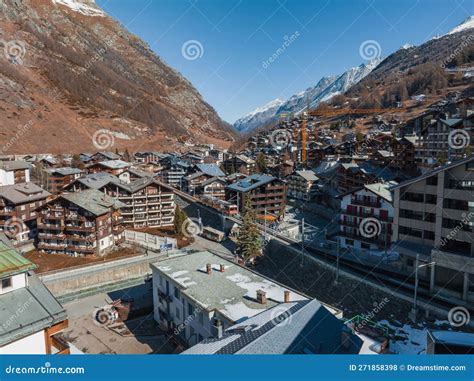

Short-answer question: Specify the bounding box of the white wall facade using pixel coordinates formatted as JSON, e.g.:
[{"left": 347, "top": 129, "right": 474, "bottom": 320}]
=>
[{"left": 0, "top": 330, "right": 46, "bottom": 355}]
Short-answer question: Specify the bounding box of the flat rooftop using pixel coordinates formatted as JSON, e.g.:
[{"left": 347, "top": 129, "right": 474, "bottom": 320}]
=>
[{"left": 151, "top": 251, "right": 307, "bottom": 323}]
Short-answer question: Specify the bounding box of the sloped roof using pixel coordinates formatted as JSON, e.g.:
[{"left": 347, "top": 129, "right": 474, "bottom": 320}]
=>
[
  {"left": 152, "top": 251, "right": 307, "bottom": 324},
  {"left": 295, "top": 170, "right": 319, "bottom": 181},
  {"left": 0, "top": 239, "right": 36, "bottom": 278},
  {"left": 391, "top": 155, "right": 474, "bottom": 190},
  {"left": 0, "top": 161, "right": 30, "bottom": 171},
  {"left": 61, "top": 189, "right": 126, "bottom": 216},
  {"left": 196, "top": 164, "right": 225, "bottom": 177},
  {"left": 183, "top": 299, "right": 362, "bottom": 354},
  {"left": 0, "top": 272, "right": 67, "bottom": 347},
  {"left": 0, "top": 183, "right": 50, "bottom": 204},
  {"left": 227, "top": 174, "right": 278, "bottom": 193}
]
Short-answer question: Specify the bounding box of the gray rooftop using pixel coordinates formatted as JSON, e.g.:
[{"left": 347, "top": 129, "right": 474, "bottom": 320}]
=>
[
  {"left": 61, "top": 189, "right": 126, "bottom": 216},
  {"left": 48, "top": 167, "right": 83, "bottom": 176},
  {"left": 0, "top": 182, "right": 50, "bottom": 204},
  {"left": 0, "top": 160, "right": 30, "bottom": 171},
  {"left": 227, "top": 174, "right": 278, "bottom": 193},
  {"left": 196, "top": 164, "right": 225, "bottom": 178},
  {"left": 95, "top": 160, "right": 130, "bottom": 169},
  {"left": 183, "top": 299, "right": 362, "bottom": 354},
  {"left": 152, "top": 251, "right": 307, "bottom": 324},
  {"left": 295, "top": 170, "right": 319, "bottom": 182},
  {"left": 0, "top": 272, "right": 67, "bottom": 347}
]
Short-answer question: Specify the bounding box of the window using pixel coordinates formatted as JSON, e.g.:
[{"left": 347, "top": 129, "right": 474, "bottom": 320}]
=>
[
  {"left": 174, "top": 287, "right": 180, "bottom": 299},
  {"left": 176, "top": 307, "right": 180, "bottom": 320},
  {"left": 426, "top": 176, "right": 438, "bottom": 186},
  {"left": 188, "top": 302, "right": 194, "bottom": 316},
  {"left": 2, "top": 277, "right": 12, "bottom": 289},
  {"left": 401, "top": 192, "right": 424, "bottom": 203},
  {"left": 198, "top": 334, "right": 203, "bottom": 342},
  {"left": 425, "top": 194, "right": 437, "bottom": 204},
  {"left": 198, "top": 312, "right": 204, "bottom": 325},
  {"left": 423, "top": 230, "right": 435, "bottom": 240}
]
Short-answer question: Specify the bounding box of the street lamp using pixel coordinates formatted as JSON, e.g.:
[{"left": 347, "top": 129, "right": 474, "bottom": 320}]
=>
[{"left": 410, "top": 253, "right": 435, "bottom": 322}]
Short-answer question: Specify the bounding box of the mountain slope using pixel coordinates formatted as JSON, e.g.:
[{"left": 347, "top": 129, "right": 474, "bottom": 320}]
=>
[
  {"left": 0, "top": 0, "right": 234, "bottom": 154},
  {"left": 233, "top": 59, "right": 381, "bottom": 133}
]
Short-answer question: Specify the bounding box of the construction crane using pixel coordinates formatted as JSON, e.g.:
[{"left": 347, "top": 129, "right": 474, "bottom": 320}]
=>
[{"left": 299, "top": 107, "right": 404, "bottom": 167}]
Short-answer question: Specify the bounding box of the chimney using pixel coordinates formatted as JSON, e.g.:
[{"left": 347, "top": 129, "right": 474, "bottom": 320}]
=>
[
  {"left": 211, "top": 318, "right": 223, "bottom": 339},
  {"left": 256, "top": 289, "right": 267, "bottom": 305},
  {"left": 219, "top": 264, "right": 225, "bottom": 273},
  {"left": 206, "top": 263, "right": 212, "bottom": 275},
  {"left": 284, "top": 290, "right": 290, "bottom": 303}
]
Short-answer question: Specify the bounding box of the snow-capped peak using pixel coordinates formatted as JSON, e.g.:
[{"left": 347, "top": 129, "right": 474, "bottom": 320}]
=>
[
  {"left": 233, "top": 98, "right": 285, "bottom": 132},
  {"left": 247, "top": 98, "right": 285, "bottom": 117},
  {"left": 447, "top": 15, "right": 474, "bottom": 35},
  {"left": 400, "top": 43, "right": 413, "bottom": 50},
  {"left": 52, "top": 0, "right": 105, "bottom": 17}
]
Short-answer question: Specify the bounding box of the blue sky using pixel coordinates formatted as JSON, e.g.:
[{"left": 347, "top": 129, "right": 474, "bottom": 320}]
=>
[{"left": 97, "top": 0, "right": 473, "bottom": 123}]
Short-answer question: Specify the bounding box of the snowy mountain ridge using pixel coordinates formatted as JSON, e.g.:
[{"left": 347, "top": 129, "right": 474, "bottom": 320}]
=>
[{"left": 233, "top": 58, "right": 382, "bottom": 133}]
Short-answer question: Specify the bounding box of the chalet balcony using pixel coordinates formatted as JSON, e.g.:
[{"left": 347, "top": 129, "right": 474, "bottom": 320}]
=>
[
  {"left": 38, "top": 222, "right": 63, "bottom": 230},
  {"left": 38, "top": 242, "right": 67, "bottom": 250},
  {"left": 68, "top": 234, "right": 95, "bottom": 242},
  {"left": 65, "top": 225, "right": 95, "bottom": 232},
  {"left": 0, "top": 208, "right": 14, "bottom": 216},
  {"left": 38, "top": 232, "right": 66, "bottom": 239},
  {"left": 68, "top": 245, "right": 96, "bottom": 253}
]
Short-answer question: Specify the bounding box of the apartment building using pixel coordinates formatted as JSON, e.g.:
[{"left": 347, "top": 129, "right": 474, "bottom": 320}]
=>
[
  {"left": 392, "top": 156, "right": 474, "bottom": 303},
  {"left": 0, "top": 183, "right": 51, "bottom": 246},
  {"left": 37, "top": 189, "right": 125, "bottom": 256},
  {"left": 101, "top": 178, "right": 175, "bottom": 229},
  {"left": 415, "top": 116, "right": 473, "bottom": 170},
  {"left": 390, "top": 136, "right": 417, "bottom": 173},
  {"left": 223, "top": 154, "right": 255, "bottom": 175},
  {"left": 0, "top": 237, "right": 69, "bottom": 354},
  {"left": 182, "top": 164, "right": 225, "bottom": 195},
  {"left": 40, "top": 167, "right": 83, "bottom": 194},
  {"left": 195, "top": 177, "right": 226, "bottom": 200},
  {"left": 66, "top": 174, "right": 175, "bottom": 230},
  {"left": 151, "top": 251, "right": 310, "bottom": 347},
  {"left": 338, "top": 182, "right": 395, "bottom": 252},
  {"left": 226, "top": 174, "right": 287, "bottom": 217},
  {"left": 0, "top": 160, "right": 30, "bottom": 185},
  {"left": 286, "top": 169, "right": 319, "bottom": 201},
  {"left": 87, "top": 160, "right": 131, "bottom": 176},
  {"left": 159, "top": 158, "right": 191, "bottom": 189}
]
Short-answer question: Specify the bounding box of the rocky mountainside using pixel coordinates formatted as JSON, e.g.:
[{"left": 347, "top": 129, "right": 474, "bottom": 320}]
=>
[
  {"left": 0, "top": 0, "right": 234, "bottom": 154},
  {"left": 233, "top": 59, "right": 382, "bottom": 133}
]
